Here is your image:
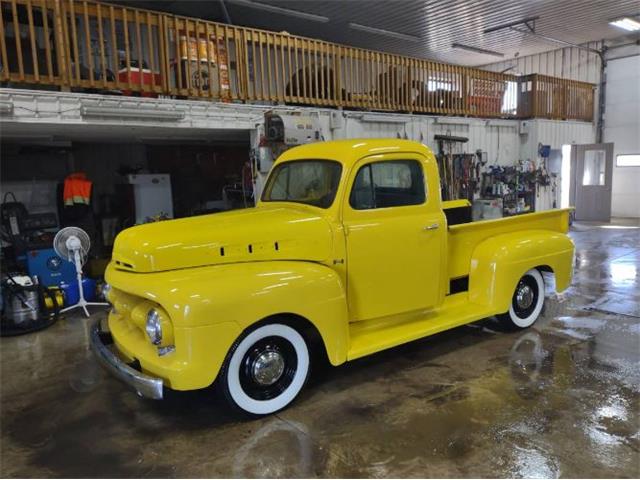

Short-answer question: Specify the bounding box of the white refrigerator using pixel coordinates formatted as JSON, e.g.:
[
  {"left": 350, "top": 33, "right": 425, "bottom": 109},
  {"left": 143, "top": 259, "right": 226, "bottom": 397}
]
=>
[{"left": 127, "top": 174, "right": 174, "bottom": 224}]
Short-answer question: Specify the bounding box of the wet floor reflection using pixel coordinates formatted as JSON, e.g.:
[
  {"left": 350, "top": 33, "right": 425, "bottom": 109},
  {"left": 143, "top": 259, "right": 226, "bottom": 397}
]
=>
[{"left": 232, "top": 419, "right": 315, "bottom": 478}]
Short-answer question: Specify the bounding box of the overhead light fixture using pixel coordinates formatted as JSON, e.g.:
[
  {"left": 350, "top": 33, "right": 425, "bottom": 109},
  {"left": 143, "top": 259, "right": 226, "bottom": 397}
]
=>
[
  {"left": 348, "top": 23, "right": 420, "bottom": 42},
  {"left": 452, "top": 43, "right": 504, "bottom": 58},
  {"left": 81, "top": 106, "right": 185, "bottom": 121},
  {"left": 434, "top": 117, "right": 470, "bottom": 126},
  {"left": 609, "top": 17, "right": 640, "bottom": 32},
  {"left": 0, "top": 101, "right": 14, "bottom": 115},
  {"left": 226, "top": 0, "right": 329, "bottom": 23},
  {"left": 359, "top": 113, "right": 407, "bottom": 124}
]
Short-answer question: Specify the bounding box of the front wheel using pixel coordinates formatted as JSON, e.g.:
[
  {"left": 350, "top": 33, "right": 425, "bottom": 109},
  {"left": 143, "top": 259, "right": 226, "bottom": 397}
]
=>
[
  {"left": 218, "top": 323, "right": 310, "bottom": 416},
  {"left": 498, "top": 269, "right": 545, "bottom": 329}
]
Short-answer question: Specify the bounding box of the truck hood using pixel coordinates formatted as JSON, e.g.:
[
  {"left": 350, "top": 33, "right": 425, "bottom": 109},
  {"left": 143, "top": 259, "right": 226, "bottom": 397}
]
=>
[{"left": 111, "top": 205, "right": 333, "bottom": 273}]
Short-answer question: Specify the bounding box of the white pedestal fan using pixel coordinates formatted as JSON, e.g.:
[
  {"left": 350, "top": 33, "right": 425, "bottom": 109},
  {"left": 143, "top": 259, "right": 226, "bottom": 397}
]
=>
[{"left": 53, "top": 227, "right": 108, "bottom": 317}]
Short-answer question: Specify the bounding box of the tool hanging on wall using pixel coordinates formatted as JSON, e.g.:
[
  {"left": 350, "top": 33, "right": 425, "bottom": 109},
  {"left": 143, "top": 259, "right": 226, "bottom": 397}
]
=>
[
  {"left": 535, "top": 143, "right": 552, "bottom": 203},
  {"left": 434, "top": 133, "right": 475, "bottom": 202}
]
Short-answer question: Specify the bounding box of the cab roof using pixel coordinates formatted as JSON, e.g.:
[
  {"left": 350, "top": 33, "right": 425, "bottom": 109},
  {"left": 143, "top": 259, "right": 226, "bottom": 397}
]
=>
[{"left": 276, "top": 139, "right": 434, "bottom": 168}]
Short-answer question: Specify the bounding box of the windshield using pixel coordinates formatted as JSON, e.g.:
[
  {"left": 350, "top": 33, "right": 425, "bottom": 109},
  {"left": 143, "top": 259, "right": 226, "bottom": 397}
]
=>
[{"left": 262, "top": 160, "right": 342, "bottom": 208}]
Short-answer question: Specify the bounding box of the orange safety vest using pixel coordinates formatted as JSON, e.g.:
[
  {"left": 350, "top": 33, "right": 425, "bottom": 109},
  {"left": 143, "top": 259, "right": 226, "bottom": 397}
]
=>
[{"left": 63, "top": 172, "right": 92, "bottom": 206}]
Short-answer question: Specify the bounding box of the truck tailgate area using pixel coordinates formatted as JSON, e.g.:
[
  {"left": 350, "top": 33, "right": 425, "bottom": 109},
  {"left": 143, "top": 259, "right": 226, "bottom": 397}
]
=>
[{"left": 447, "top": 208, "right": 572, "bottom": 279}]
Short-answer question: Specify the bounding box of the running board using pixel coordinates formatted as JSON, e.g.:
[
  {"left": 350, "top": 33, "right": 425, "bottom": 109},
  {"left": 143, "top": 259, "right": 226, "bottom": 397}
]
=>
[{"left": 347, "top": 295, "right": 496, "bottom": 360}]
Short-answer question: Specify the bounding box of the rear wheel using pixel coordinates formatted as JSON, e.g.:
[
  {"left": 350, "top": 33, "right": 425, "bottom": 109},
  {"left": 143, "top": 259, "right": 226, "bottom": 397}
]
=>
[
  {"left": 219, "top": 323, "right": 310, "bottom": 416},
  {"left": 498, "top": 269, "right": 545, "bottom": 329}
]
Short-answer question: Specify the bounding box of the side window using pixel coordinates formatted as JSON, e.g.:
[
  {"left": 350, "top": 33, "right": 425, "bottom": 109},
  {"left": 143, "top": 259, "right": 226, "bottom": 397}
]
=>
[{"left": 349, "top": 160, "right": 426, "bottom": 210}]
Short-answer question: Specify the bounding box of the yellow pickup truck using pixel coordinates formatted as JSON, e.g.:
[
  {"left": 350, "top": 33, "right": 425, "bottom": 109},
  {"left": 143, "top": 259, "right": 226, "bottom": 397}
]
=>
[{"left": 92, "top": 139, "right": 574, "bottom": 416}]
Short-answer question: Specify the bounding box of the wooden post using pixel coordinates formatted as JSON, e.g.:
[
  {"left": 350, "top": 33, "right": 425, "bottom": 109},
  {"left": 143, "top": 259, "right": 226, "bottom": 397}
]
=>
[
  {"left": 52, "top": 0, "right": 69, "bottom": 89},
  {"left": 41, "top": 0, "right": 56, "bottom": 82}
]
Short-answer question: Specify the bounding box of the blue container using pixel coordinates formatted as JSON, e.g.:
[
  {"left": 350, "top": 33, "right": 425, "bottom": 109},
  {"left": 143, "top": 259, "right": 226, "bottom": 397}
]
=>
[
  {"left": 61, "top": 278, "right": 97, "bottom": 306},
  {"left": 24, "top": 248, "right": 76, "bottom": 287}
]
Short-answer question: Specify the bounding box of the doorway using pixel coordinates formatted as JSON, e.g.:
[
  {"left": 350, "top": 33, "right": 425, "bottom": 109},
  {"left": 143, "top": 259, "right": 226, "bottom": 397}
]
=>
[{"left": 568, "top": 143, "right": 614, "bottom": 222}]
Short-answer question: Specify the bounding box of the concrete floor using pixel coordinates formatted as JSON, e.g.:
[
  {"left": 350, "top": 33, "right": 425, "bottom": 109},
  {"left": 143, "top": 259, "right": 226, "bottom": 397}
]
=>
[{"left": 1, "top": 219, "right": 639, "bottom": 478}]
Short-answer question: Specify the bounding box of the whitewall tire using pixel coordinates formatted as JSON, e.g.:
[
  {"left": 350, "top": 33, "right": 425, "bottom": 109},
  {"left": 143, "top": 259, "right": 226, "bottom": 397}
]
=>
[
  {"left": 499, "top": 269, "right": 545, "bottom": 329},
  {"left": 219, "top": 323, "right": 310, "bottom": 416}
]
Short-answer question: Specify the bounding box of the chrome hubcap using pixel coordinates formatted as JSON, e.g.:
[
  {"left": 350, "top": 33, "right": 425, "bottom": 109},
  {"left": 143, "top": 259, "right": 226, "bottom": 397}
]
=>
[
  {"left": 251, "top": 350, "right": 285, "bottom": 386},
  {"left": 516, "top": 283, "right": 534, "bottom": 310}
]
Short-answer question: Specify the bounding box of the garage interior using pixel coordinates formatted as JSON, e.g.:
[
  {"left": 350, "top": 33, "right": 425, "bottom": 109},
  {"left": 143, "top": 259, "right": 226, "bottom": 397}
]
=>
[{"left": 0, "top": 0, "right": 639, "bottom": 478}]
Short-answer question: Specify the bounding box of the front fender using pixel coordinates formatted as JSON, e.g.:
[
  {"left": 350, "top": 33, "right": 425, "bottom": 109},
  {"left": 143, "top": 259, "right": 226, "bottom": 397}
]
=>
[
  {"left": 468, "top": 230, "right": 574, "bottom": 313},
  {"left": 107, "top": 261, "right": 349, "bottom": 368}
]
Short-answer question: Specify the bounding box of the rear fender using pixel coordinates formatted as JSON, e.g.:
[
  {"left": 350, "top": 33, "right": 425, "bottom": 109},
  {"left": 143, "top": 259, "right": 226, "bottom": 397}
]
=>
[{"left": 468, "top": 230, "right": 575, "bottom": 312}]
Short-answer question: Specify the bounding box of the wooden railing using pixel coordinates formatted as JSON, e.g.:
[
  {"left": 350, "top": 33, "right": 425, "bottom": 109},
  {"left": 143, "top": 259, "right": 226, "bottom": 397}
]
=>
[
  {"left": 0, "top": 0, "right": 595, "bottom": 121},
  {"left": 516, "top": 74, "right": 595, "bottom": 121}
]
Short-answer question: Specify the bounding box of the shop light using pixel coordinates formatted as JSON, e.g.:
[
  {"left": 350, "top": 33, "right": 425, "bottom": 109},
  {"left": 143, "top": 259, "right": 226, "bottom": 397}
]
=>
[
  {"left": 358, "top": 113, "right": 408, "bottom": 124},
  {"left": 0, "top": 101, "right": 13, "bottom": 115},
  {"left": 80, "top": 106, "right": 185, "bottom": 121},
  {"left": 227, "top": 0, "right": 329, "bottom": 23},
  {"left": 348, "top": 23, "right": 420, "bottom": 42},
  {"left": 452, "top": 43, "right": 504, "bottom": 58},
  {"left": 609, "top": 17, "right": 640, "bottom": 32}
]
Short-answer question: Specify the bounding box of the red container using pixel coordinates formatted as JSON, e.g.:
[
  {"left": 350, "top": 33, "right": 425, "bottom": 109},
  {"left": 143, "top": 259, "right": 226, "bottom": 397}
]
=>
[{"left": 118, "top": 68, "right": 162, "bottom": 97}]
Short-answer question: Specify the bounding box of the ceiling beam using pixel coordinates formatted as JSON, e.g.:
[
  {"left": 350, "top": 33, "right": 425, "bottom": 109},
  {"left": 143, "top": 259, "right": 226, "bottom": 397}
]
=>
[
  {"left": 484, "top": 16, "right": 603, "bottom": 58},
  {"left": 483, "top": 16, "right": 540, "bottom": 34}
]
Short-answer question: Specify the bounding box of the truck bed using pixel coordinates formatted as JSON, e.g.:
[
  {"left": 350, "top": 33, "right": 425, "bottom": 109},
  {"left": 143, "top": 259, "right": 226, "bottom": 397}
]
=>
[{"left": 446, "top": 208, "right": 572, "bottom": 280}]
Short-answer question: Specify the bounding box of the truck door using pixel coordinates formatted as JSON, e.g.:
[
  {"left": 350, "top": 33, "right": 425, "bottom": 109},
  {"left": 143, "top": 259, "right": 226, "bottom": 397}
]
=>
[{"left": 342, "top": 154, "right": 445, "bottom": 322}]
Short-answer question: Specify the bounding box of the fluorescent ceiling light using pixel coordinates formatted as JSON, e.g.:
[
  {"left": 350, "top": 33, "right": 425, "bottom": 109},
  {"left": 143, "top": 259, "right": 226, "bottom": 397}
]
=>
[
  {"left": 0, "top": 101, "right": 13, "bottom": 115},
  {"left": 227, "top": 0, "right": 329, "bottom": 23},
  {"left": 452, "top": 43, "right": 504, "bottom": 57},
  {"left": 359, "top": 113, "right": 407, "bottom": 124},
  {"left": 434, "top": 117, "right": 469, "bottom": 125},
  {"left": 348, "top": 23, "right": 420, "bottom": 42},
  {"left": 609, "top": 17, "right": 640, "bottom": 32},
  {"left": 81, "top": 106, "right": 185, "bottom": 121}
]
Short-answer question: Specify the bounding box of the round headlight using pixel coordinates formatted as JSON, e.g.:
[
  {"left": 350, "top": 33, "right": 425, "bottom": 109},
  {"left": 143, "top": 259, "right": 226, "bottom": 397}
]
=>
[
  {"left": 145, "top": 309, "right": 162, "bottom": 345},
  {"left": 101, "top": 283, "right": 112, "bottom": 302}
]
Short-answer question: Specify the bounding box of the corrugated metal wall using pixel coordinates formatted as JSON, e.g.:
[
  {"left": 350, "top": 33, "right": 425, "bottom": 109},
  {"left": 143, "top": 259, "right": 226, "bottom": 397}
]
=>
[
  {"left": 480, "top": 42, "right": 603, "bottom": 83},
  {"left": 521, "top": 119, "right": 595, "bottom": 160},
  {"left": 337, "top": 115, "right": 520, "bottom": 165},
  {"left": 336, "top": 114, "right": 593, "bottom": 165}
]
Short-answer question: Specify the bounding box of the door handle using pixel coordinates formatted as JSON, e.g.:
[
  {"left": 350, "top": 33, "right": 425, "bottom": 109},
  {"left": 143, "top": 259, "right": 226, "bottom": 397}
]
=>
[{"left": 424, "top": 223, "right": 440, "bottom": 231}]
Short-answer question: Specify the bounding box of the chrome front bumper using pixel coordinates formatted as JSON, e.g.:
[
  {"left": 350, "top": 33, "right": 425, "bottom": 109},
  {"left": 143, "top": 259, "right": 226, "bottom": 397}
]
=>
[{"left": 90, "top": 318, "right": 164, "bottom": 400}]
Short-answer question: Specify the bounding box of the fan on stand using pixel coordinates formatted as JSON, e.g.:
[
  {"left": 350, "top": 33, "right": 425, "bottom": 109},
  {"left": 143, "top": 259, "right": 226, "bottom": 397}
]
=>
[{"left": 53, "top": 227, "right": 108, "bottom": 317}]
